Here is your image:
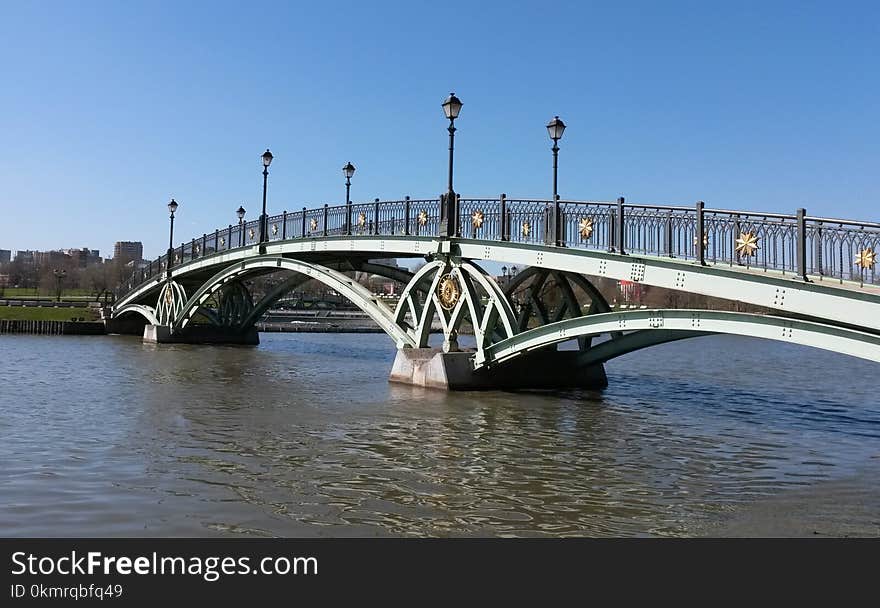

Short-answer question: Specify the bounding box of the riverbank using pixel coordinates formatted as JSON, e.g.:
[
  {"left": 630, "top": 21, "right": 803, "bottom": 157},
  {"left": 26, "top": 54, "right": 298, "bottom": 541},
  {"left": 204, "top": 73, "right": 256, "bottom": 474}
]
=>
[
  {"left": 0, "top": 319, "right": 105, "bottom": 335},
  {"left": 0, "top": 305, "right": 97, "bottom": 321}
]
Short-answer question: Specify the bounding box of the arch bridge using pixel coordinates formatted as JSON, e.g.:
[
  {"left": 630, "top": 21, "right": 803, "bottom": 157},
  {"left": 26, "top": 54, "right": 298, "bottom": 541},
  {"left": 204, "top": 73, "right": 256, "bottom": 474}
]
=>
[{"left": 112, "top": 195, "right": 880, "bottom": 389}]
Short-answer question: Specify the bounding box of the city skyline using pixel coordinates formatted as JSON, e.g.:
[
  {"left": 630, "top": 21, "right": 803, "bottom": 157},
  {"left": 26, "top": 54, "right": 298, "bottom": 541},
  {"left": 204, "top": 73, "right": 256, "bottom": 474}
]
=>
[{"left": 1, "top": 1, "right": 878, "bottom": 260}]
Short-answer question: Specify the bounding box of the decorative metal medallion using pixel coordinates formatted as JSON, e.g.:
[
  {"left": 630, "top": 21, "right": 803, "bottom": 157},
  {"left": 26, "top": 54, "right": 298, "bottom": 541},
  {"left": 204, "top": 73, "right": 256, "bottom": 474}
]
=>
[
  {"left": 174, "top": 254, "right": 180, "bottom": 262},
  {"left": 272, "top": 223, "right": 278, "bottom": 236},
  {"left": 471, "top": 210, "right": 485, "bottom": 229},
  {"left": 220, "top": 237, "right": 226, "bottom": 247},
  {"left": 694, "top": 234, "right": 709, "bottom": 250},
  {"left": 578, "top": 217, "right": 594, "bottom": 240},
  {"left": 417, "top": 210, "right": 428, "bottom": 226},
  {"left": 855, "top": 247, "right": 876, "bottom": 270},
  {"left": 248, "top": 228, "right": 255, "bottom": 240},
  {"left": 521, "top": 221, "right": 531, "bottom": 237},
  {"left": 437, "top": 273, "right": 461, "bottom": 311},
  {"left": 195, "top": 244, "right": 201, "bottom": 254},
  {"left": 310, "top": 218, "right": 318, "bottom": 232},
  {"left": 357, "top": 212, "right": 367, "bottom": 227},
  {"left": 164, "top": 285, "right": 174, "bottom": 307},
  {"left": 735, "top": 231, "right": 759, "bottom": 257}
]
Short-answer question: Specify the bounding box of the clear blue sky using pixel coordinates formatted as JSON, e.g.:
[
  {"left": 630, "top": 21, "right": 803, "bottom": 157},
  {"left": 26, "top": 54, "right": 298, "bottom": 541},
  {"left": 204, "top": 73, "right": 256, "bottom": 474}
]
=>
[{"left": 1, "top": 1, "right": 877, "bottom": 260}]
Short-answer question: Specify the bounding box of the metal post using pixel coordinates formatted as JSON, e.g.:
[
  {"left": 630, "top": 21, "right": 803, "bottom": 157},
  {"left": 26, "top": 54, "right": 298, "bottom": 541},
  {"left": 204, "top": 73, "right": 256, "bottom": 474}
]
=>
[
  {"left": 815, "top": 221, "right": 824, "bottom": 276},
  {"left": 214, "top": 229, "right": 219, "bottom": 253},
  {"left": 607, "top": 207, "right": 615, "bottom": 252},
  {"left": 282, "top": 210, "right": 287, "bottom": 239},
  {"left": 440, "top": 117, "right": 458, "bottom": 238},
  {"left": 617, "top": 197, "right": 626, "bottom": 256},
  {"left": 260, "top": 165, "right": 269, "bottom": 244},
  {"left": 696, "top": 200, "right": 706, "bottom": 266},
  {"left": 796, "top": 207, "right": 808, "bottom": 281},
  {"left": 374, "top": 198, "right": 380, "bottom": 235},
  {"left": 227, "top": 225, "right": 232, "bottom": 250},
  {"left": 665, "top": 210, "right": 674, "bottom": 257},
  {"left": 238, "top": 218, "right": 244, "bottom": 247},
  {"left": 404, "top": 196, "right": 411, "bottom": 236},
  {"left": 166, "top": 211, "right": 175, "bottom": 279},
  {"left": 500, "top": 193, "right": 508, "bottom": 241},
  {"left": 301, "top": 207, "right": 307, "bottom": 237},
  {"left": 323, "top": 204, "right": 329, "bottom": 237},
  {"left": 552, "top": 142, "right": 561, "bottom": 246},
  {"left": 346, "top": 177, "right": 352, "bottom": 236}
]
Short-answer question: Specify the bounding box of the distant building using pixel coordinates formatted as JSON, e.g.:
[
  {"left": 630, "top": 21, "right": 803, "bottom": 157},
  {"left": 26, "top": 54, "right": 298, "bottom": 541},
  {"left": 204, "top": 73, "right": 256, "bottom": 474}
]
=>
[
  {"left": 62, "top": 248, "right": 102, "bottom": 268},
  {"left": 15, "top": 250, "right": 36, "bottom": 265},
  {"left": 114, "top": 241, "right": 143, "bottom": 264},
  {"left": 0, "top": 249, "right": 10, "bottom": 264}
]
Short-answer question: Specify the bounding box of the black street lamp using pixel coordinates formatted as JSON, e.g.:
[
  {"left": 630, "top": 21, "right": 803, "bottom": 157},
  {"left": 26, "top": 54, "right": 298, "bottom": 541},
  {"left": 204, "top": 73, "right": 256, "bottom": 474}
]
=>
[
  {"left": 343, "top": 162, "right": 356, "bottom": 235},
  {"left": 166, "top": 198, "right": 178, "bottom": 278},
  {"left": 546, "top": 115, "right": 566, "bottom": 246},
  {"left": 53, "top": 268, "right": 67, "bottom": 302},
  {"left": 260, "top": 149, "right": 273, "bottom": 245},
  {"left": 237, "top": 205, "right": 246, "bottom": 246},
  {"left": 440, "top": 92, "right": 462, "bottom": 237}
]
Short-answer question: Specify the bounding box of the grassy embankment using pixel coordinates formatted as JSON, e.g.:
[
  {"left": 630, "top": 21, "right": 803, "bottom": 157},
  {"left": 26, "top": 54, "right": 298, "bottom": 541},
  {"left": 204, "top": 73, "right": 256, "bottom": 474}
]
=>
[{"left": 0, "top": 306, "right": 98, "bottom": 321}]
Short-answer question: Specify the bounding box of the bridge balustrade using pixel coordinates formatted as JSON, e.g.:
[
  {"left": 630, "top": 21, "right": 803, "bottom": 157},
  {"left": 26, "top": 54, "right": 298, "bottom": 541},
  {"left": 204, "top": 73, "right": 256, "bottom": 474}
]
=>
[{"left": 117, "top": 197, "right": 880, "bottom": 298}]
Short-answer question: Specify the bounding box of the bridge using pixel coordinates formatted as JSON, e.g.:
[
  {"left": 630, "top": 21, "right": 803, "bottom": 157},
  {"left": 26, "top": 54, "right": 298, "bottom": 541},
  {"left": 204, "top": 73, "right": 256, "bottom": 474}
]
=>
[{"left": 111, "top": 194, "right": 880, "bottom": 390}]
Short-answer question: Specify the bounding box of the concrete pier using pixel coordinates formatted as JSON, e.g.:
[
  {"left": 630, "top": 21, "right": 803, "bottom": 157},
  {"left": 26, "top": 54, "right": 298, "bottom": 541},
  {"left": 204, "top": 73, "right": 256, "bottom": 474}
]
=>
[
  {"left": 143, "top": 324, "right": 260, "bottom": 345},
  {"left": 389, "top": 347, "right": 607, "bottom": 391}
]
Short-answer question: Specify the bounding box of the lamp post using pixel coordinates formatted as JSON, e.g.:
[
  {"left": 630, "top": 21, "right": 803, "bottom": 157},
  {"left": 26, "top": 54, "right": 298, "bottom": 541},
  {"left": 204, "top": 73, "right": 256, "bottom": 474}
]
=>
[
  {"left": 440, "top": 92, "right": 462, "bottom": 237},
  {"left": 53, "top": 268, "right": 67, "bottom": 302},
  {"left": 166, "top": 198, "right": 178, "bottom": 278},
  {"left": 343, "top": 162, "right": 356, "bottom": 235},
  {"left": 237, "top": 205, "right": 246, "bottom": 247},
  {"left": 260, "top": 149, "right": 273, "bottom": 246},
  {"left": 546, "top": 115, "right": 566, "bottom": 246}
]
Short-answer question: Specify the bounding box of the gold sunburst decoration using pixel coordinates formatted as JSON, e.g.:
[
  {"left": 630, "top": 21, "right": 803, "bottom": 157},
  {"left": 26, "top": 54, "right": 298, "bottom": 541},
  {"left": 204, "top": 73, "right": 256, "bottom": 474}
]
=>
[
  {"left": 694, "top": 234, "right": 709, "bottom": 250},
  {"left": 174, "top": 253, "right": 180, "bottom": 262},
  {"left": 272, "top": 223, "right": 278, "bottom": 236},
  {"left": 220, "top": 237, "right": 226, "bottom": 247},
  {"left": 248, "top": 228, "right": 255, "bottom": 240},
  {"left": 735, "top": 231, "right": 759, "bottom": 257},
  {"left": 855, "top": 247, "right": 876, "bottom": 270},
  {"left": 194, "top": 244, "right": 201, "bottom": 254},
  {"left": 357, "top": 212, "right": 367, "bottom": 227},
  {"left": 417, "top": 210, "right": 428, "bottom": 226},
  {"left": 437, "top": 273, "right": 461, "bottom": 311},
  {"left": 471, "top": 209, "right": 485, "bottom": 229},
  {"left": 310, "top": 218, "right": 318, "bottom": 232},
  {"left": 521, "top": 221, "right": 531, "bottom": 237},
  {"left": 164, "top": 285, "right": 173, "bottom": 307},
  {"left": 578, "top": 217, "right": 594, "bottom": 240}
]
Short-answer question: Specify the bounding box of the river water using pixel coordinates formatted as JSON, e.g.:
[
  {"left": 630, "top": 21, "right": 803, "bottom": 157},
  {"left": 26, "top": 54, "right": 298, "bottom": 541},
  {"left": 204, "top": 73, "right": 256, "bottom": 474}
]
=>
[{"left": 1, "top": 333, "right": 878, "bottom": 537}]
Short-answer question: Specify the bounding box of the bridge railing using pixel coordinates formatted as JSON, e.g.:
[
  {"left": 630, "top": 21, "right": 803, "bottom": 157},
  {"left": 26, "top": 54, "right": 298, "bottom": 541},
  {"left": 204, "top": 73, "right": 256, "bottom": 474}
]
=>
[{"left": 116, "top": 196, "right": 880, "bottom": 299}]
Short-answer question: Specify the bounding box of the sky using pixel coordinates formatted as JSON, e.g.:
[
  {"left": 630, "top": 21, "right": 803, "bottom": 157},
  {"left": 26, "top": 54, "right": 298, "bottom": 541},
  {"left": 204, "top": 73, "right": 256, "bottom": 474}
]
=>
[{"left": 0, "top": 0, "right": 878, "bottom": 260}]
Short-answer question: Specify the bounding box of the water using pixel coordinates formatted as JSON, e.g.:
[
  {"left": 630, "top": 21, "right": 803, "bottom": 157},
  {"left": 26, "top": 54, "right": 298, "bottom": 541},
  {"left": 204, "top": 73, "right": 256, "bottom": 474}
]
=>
[{"left": 1, "top": 333, "right": 878, "bottom": 537}]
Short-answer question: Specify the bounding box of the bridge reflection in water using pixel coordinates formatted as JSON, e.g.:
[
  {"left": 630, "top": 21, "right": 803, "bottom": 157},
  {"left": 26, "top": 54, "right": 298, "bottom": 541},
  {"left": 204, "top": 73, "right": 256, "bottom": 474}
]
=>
[{"left": 112, "top": 195, "right": 880, "bottom": 389}]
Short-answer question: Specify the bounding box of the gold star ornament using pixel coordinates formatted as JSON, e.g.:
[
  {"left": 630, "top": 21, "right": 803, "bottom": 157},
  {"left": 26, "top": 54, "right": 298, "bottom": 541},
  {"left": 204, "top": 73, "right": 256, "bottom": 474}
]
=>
[
  {"left": 471, "top": 210, "right": 485, "bottom": 229},
  {"left": 310, "top": 218, "right": 318, "bottom": 232},
  {"left": 357, "top": 212, "right": 366, "bottom": 227},
  {"left": 735, "top": 232, "right": 759, "bottom": 257},
  {"left": 855, "top": 247, "right": 876, "bottom": 270},
  {"left": 578, "top": 217, "right": 594, "bottom": 240},
  {"left": 417, "top": 210, "right": 428, "bottom": 226},
  {"left": 521, "top": 221, "right": 531, "bottom": 237}
]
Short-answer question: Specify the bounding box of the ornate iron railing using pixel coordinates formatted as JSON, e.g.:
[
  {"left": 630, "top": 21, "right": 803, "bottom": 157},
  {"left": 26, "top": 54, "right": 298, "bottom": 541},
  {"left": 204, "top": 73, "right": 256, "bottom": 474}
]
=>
[{"left": 117, "top": 197, "right": 880, "bottom": 297}]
